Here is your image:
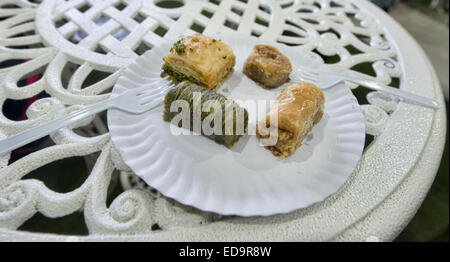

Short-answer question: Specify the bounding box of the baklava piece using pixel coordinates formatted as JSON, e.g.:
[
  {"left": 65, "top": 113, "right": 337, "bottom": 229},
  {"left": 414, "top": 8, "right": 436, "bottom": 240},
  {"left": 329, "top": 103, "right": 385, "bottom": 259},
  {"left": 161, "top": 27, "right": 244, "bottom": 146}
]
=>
[
  {"left": 163, "top": 81, "right": 248, "bottom": 148},
  {"left": 162, "top": 33, "right": 236, "bottom": 90},
  {"left": 256, "top": 82, "right": 325, "bottom": 159},
  {"left": 243, "top": 45, "right": 292, "bottom": 89}
]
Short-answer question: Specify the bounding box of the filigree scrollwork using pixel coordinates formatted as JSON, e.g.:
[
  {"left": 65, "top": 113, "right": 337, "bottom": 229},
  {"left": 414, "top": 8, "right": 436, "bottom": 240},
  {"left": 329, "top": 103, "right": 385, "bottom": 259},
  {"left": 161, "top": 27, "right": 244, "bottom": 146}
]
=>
[
  {"left": 367, "top": 91, "right": 399, "bottom": 114},
  {"left": 361, "top": 104, "right": 390, "bottom": 136}
]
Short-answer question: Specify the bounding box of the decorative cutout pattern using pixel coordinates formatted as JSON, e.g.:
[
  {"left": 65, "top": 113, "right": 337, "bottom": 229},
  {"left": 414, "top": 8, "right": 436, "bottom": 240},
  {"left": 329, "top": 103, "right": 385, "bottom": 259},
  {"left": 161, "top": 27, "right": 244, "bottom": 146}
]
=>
[{"left": 0, "top": 0, "right": 405, "bottom": 238}]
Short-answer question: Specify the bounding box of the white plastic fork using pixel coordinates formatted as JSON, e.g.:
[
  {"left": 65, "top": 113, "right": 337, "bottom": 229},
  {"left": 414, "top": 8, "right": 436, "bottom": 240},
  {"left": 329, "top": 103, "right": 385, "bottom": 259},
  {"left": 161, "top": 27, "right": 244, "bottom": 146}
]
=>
[
  {"left": 0, "top": 77, "right": 177, "bottom": 155},
  {"left": 292, "top": 65, "right": 441, "bottom": 109}
]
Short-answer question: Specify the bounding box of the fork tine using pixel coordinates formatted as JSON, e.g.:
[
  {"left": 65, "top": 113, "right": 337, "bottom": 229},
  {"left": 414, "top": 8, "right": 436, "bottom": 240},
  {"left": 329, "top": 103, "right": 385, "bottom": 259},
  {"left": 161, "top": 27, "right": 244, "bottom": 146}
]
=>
[
  {"left": 136, "top": 83, "right": 169, "bottom": 97},
  {"left": 297, "top": 72, "right": 316, "bottom": 81},
  {"left": 132, "top": 76, "right": 172, "bottom": 95},
  {"left": 138, "top": 83, "right": 176, "bottom": 101},
  {"left": 296, "top": 68, "right": 318, "bottom": 78},
  {"left": 294, "top": 67, "right": 320, "bottom": 82},
  {"left": 143, "top": 76, "right": 170, "bottom": 88},
  {"left": 297, "top": 64, "right": 319, "bottom": 75},
  {"left": 130, "top": 77, "right": 165, "bottom": 91},
  {"left": 138, "top": 82, "right": 176, "bottom": 99},
  {"left": 295, "top": 71, "right": 316, "bottom": 82},
  {"left": 139, "top": 88, "right": 172, "bottom": 105}
]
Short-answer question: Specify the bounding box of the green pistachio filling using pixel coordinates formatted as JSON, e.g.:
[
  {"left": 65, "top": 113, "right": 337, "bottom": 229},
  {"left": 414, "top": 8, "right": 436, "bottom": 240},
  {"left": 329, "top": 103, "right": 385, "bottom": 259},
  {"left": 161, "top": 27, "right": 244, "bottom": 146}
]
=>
[{"left": 161, "top": 63, "right": 203, "bottom": 86}]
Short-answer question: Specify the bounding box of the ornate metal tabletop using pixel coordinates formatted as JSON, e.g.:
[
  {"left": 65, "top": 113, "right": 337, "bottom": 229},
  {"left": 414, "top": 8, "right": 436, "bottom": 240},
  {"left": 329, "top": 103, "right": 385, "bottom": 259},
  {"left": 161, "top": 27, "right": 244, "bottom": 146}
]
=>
[{"left": 0, "top": 0, "right": 446, "bottom": 241}]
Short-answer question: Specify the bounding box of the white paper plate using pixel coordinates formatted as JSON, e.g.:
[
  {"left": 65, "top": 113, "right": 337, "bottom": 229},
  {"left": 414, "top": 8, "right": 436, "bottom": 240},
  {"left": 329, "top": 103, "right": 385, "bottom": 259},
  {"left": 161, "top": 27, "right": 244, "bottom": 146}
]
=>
[{"left": 108, "top": 34, "right": 366, "bottom": 216}]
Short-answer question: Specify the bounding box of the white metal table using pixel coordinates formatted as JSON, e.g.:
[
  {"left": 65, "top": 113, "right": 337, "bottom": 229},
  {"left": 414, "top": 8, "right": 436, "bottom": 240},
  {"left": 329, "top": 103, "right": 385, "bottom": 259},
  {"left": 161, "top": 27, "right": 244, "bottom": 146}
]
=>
[{"left": 0, "top": 0, "right": 446, "bottom": 241}]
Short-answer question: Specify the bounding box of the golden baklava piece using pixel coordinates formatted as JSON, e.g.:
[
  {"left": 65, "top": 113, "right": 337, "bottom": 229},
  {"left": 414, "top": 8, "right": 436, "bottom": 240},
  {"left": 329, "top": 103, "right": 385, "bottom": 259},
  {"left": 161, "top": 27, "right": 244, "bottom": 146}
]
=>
[
  {"left": 256, "top": 82, "right": 325, "bottom": 159},
  {"left": 162, "top": 33, "right": 236, "bottom": 90},
  {"left": 243, "top": 45, "right": 292, "bottom": 89}
]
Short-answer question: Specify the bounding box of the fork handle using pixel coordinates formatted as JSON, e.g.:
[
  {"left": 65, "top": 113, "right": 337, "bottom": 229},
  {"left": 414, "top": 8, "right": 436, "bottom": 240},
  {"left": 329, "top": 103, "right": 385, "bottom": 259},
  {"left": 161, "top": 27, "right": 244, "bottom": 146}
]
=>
[
  {"left": 343, "top": 76, "right": 441, "bottom": 109},
  {"left": 0, "top": 98, "right": 113, "bottom": 155}
]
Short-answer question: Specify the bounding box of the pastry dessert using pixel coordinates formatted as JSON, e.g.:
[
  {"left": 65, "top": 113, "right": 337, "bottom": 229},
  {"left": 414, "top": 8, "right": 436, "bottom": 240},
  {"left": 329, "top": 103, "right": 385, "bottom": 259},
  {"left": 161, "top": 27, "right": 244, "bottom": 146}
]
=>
[
  {"left": 243, "top": 44, "right": 292, "bottom": 89},
  {"left": 256, "top": 82, "right": 325, "bottom": 159},
  {"left": 162, "top": 33, "right": 236, "bottom": 90},
  {"left": 163, "top": 81, "right": 248, "bottom": 148}
]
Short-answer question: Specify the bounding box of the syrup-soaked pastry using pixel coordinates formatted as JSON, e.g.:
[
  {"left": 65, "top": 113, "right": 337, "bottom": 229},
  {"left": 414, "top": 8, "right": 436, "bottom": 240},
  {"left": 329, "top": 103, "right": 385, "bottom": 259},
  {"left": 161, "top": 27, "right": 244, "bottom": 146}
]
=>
[
  {"left": 256, "top": 82, "right": 325, "bottom": 159},
  {"left": 163, "top": 81, "right": 248, "bottom": 148},
  {"left": 243, "top": 44, "right": 292, "bottom": 89},
  {"left": 162, "top": 33, "right": 236, "bottom": 90}
]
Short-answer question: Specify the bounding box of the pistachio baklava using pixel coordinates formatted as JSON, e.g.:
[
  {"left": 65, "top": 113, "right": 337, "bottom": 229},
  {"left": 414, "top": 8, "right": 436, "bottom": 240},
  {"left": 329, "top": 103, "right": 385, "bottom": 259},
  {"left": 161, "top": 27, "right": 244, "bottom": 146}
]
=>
[
  {"left": 163, "top": 81, "right": 248, "bottom": 148},
  {"left": 162, "top": 33, "right": 236, "bottom": 90}
]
